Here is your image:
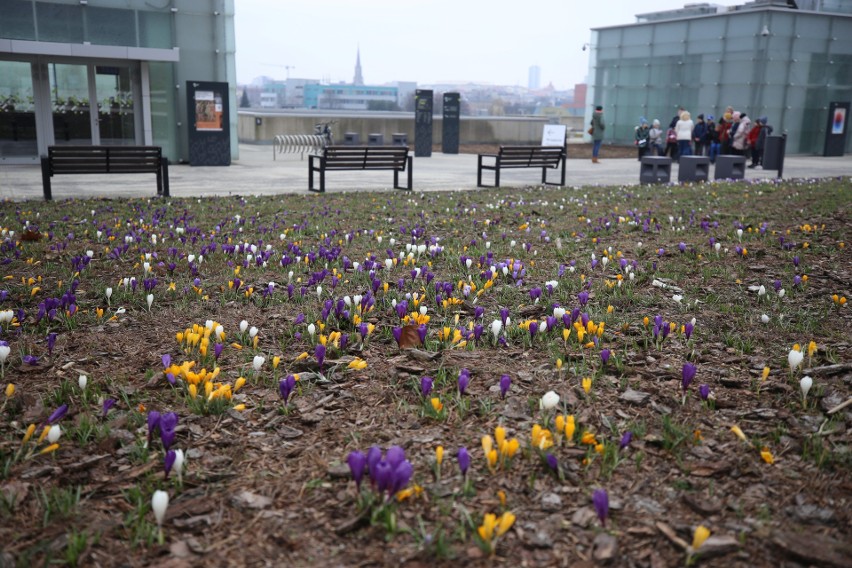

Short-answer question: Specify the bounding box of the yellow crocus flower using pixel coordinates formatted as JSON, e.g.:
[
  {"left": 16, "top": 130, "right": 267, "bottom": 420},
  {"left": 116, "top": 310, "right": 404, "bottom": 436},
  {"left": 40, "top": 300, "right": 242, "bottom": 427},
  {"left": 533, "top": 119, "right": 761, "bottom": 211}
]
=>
[
  {"left": 5, "top": 383, "right": 14, "bottom": 398},
  {"left": 347, "top": 358, "right": 368, "bottom": 370},
  {"left": 760, "top": 447, "right": 774, "bottom": 464},
  {"left": 692, "top": 525, "right": 710, "bottom": 549},
  {"left": 495, "top": 426, "right": 506, "bottom": 448},
  {"left": 482, "top": 435, "right": 493, "bottom": 456},
  {"left": 478, "top": 513, "right": 497, "bottom": 542},
  {"left": 487, "top": 449, "right": 499, "bottom": 469},
  {"left": 22, "top": 423, "right": 36, "bottom": 445},
  {"left": 555, "top": 415, "right": 565, "bottom": 433},
  {"left": 435, "top": 446, "right": 444, "bottom": 466},
  {"left": 37, "top": 425, "right": 51, "bottom": 444},
  {"left": 233, "top": 404, "right": 246, "bottom": 411},
  {"left": 188, "top": 384, "right": 197, "bottom": 399},
  {"left": 807, "top": 341, "right": 817, "bottom": 359},
  {"left": 496, "top": 512, "right": 515, "bottom": 537},
  {"left": 234, "top": 377, "right": 246, "bottom": 392},
  {"left": 582, "top": 377, "right": 592, "bottom": 394},
  {"left": 272, "top": 356, "right": 281, "bottom": 369},
  {"left": 565, "top": 416, "right": 576, "bottom": 441},
  {"left": 430, "top": 397, "right": 443, "bottom": 413},
  {"left": 762, "top": 367, "right": 770, "bottom": 381},
  {"left": 730, "top": 425, "right": 747, "bottom": 442},
  {"left": 40, "top": 443, "right": 60, "bottom": 455},
  {"left": 295, "top": 352, "right": 308, "bottom": 361}
]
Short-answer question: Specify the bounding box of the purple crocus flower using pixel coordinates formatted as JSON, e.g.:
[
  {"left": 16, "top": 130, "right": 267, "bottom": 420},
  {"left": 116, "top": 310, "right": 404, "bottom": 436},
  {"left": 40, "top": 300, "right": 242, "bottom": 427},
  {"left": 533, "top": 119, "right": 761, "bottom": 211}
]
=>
[
  {"left": 619, "top": 431, "right": 633, "bottom": 450},
  {"left": 48, "top": 404, "right": 68, "bottom": 424},
  {"left": 147, "top": 410, "right": 161, "bottom": 441},
  {"left": 159, "top": 412, "right": 178, "bottom": 450},
  {"left": 578, "top": 291, "right": 589, "bottom": 307},
  {"left": 164, "top": 449, "right": 176, "bottom": 478},
  {"left": 684, "top": 322, "right": 694, "bottom": 341},
  {"left": 546, "top": 453, "right": 559, "bottom": 472},
  {"left": 161, "top": 354, "right": 171, "bottom": 369},
  {"left": 279, "top": 374, "right": 297, "bottom": 402},
  {"left": 417, "top": 324, "right": 428, "bottom": 344},
  {"left": 214, "top": 343, "right": 224, "bottom": 360},
  {"left": 390, "top": 459, "right": 413, "bottom": 495},
  {"left": 347, "top": 450, "right": 367, "bottom": 489},
  {"left": 372, "top": 460, "right": 393, "bottom": 494},
  {"left": 102, "top": 398, "right": 116, "bottom": 418},
  {"left": 500, "top": 308, "right": 509, "bottom": 325},
  {"left": 366, "top": 446, "right": 382, "bottom": 477},
  {"left": 386, "top": 445, "right": 406, "bottom": 468},
  {"left": 47, "top": 333, "right": 58, "bottom": 355},
  {"left": 458, "top": 369, "right": 470, "bottom": 395},
  {"left": 420, "top": 376, "right": 433, "bottom": 397},
  {"left": 793, "top": 255, "right": 800, "bottom": 267},
  {"left": 699, "top": 384, "right": 710, "bottom": 401},
  {"left": 315, "top": 344, "right": 326, "bottom": 368},
  {"left": 457, "top": 447, "right": 471, "bottom": 475},
  {"left": 499, "top": 374, "right": 511, "bottom": 399},
  {"left": 592, "top": 488, "right": 609, "bottom": 526},
  {"left": 23, "top": 355, "right": 39, "bottom": 366},
  {"left": 682, "top": 363, "right": 697, "bottom": 392},
  {"left": 392, "top": 326, "right": 402, "bottom": 346},
  {"left": 528, "top": 321, "right": 538, "bottom": 338},
  {"left": 600, "top": 349, "right": 611, "bottom": 365}
]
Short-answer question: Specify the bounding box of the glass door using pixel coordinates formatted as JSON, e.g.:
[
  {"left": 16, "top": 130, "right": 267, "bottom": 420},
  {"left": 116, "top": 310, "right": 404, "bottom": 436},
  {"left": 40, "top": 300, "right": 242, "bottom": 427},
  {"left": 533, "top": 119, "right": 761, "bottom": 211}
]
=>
[
  {"left": 94, "top": 66, "right": 135, "bottom": 145},
  {"left": 0, "top": 61, "right": 38, "bottom": 159},
  {"left": 48, "top": 63, "right": 93, "bottom": 145}
]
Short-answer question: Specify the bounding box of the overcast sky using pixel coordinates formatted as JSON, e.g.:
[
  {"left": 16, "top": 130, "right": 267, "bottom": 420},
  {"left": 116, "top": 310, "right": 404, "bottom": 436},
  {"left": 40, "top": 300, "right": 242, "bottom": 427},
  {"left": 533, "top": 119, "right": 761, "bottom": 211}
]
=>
[{"left": 235, "top": 1, "right": 742, "bottom": 89}]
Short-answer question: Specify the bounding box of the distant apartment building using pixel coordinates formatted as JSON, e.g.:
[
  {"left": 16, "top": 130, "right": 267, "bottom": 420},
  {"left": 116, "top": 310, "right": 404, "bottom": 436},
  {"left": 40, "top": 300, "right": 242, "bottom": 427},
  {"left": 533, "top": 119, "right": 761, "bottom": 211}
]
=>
[{"left": 303, "top": 83, "right": 399, "bottom": 111}]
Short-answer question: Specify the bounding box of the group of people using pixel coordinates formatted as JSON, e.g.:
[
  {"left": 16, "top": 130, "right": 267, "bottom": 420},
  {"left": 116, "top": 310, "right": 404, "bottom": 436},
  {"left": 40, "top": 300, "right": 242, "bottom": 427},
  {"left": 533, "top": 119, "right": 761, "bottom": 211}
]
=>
[{"left": 632, "top": 106, "right": 773, "bottom": 168}]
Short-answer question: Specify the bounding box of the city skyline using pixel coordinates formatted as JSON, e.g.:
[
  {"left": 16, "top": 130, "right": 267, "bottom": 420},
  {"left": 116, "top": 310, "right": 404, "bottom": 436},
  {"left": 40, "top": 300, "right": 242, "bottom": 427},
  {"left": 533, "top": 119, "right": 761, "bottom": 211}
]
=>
[{"left": 235, "top": 0, "right": 743, "bottom": 89}]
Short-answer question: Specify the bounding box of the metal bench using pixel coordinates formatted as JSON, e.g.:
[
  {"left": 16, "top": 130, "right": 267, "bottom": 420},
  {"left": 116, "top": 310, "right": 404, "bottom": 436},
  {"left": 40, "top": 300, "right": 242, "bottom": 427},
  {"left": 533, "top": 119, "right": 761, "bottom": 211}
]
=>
[
  {"left": 308, "top": 145, "right": 412, "bottom": 193},
  {"left": 477, "top": 145, "right": 566, "bottom": 187},
  {"left": 41, "top": 145, "right": 169, "bottom": 201}
]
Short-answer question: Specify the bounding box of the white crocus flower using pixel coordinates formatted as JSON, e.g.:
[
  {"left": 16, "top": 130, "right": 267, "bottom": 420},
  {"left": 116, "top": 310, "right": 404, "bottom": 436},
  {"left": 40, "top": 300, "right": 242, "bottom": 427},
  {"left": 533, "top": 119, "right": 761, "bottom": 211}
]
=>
[
  {"left": 761, "top": 314, "right": 770, "bottom": 324},
  {"left": 252, "top": 355, "right": 265, "bottom": 371},
  {"left": 249, "top": 326, "right": 258, "bottom": 338},
  {"left": 307, "top": 323, "right": 316, "bottom": 338},
  {"left": 800, "top": 376, "right": 813, "bottom": 403},
  {"left": 173, "top": 449, "right": 185, "bottom": 484},
  {"left": 540, "top": 390, "right": 560, "bottom": 410},
  {"left": 47, "top": 424, "right": 62, "bottom": 444},
  {"left": 146, "top": 294, "right": 154, "bottom": 310},
  {"left": 78, "top": 374, "right": 88, "bottom": 390},
  {"left": 152, "top": 490, "right": 169, "bottom": 528},
  {"left": 788, "top": 349, "right": 804, "bottom": 372},
  {"left": 240, "top": 320, "right": 249, "bottom": 333}
]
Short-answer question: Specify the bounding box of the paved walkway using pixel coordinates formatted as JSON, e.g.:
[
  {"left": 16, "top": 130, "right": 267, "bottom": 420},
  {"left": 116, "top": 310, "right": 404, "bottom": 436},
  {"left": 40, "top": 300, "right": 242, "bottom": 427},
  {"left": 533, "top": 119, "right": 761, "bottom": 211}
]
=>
[{"left": 1, "top": 144, "right": 850, "bottom": 201}]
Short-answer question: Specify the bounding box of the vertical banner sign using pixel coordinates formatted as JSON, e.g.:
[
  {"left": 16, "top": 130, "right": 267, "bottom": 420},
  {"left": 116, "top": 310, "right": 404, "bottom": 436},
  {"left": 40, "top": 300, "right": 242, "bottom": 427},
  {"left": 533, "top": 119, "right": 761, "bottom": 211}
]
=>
[
  {"left": 186, "top": 81, "right": 231, "bottom": 166},
  {"left": 442, "top": 92, "right": 460, "bottom": 154},
  {"left": 414, "top": 89, "right": 433, "bottom": 157},
  {"left": 823, "top": 101, "right": 850, "bottom": 157}
]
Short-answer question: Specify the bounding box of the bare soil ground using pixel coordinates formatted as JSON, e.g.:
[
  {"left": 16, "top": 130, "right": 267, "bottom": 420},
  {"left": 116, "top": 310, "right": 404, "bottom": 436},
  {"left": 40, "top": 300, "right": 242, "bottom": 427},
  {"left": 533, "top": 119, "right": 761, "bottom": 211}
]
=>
[{"left": 0, "top": 177, "right": 850, "bottom": 568}]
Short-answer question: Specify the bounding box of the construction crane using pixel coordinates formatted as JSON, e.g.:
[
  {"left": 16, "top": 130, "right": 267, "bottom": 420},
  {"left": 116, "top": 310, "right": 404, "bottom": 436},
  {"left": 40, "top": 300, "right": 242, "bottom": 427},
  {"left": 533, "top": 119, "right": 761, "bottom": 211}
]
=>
[{"left": 262, "top": 63, "right": 295, "bottom": 79}]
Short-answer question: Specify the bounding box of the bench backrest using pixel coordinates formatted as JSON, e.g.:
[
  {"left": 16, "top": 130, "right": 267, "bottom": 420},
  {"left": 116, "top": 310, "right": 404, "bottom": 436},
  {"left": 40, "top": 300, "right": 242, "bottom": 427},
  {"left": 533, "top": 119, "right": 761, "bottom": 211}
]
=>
[
  {"left": 498, "top": 145, "right": 565, "bottom": 167},
  {"left": 321, "top": 146, "right": 409, "bottom": 170},
  {"left": 47, "top": 146, "right": 163, "bottom": 175}
]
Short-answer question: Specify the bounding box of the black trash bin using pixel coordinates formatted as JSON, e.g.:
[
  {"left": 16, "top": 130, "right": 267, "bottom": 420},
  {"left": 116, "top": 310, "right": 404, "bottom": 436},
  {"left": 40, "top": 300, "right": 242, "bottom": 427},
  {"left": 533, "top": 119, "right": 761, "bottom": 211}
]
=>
[
  {"left": 678, "top": 155, "right": 710, "bottom": 183},
  {"left": 344, "top": 132, "right": 360, "bottom": 145},
  {"left": 640, "top": 156, "right": 672, "bottom": 184},
  {"left": 368, "top": 133, "right": 384, "bottom": 146},
  {"left": 714, "top": 155, "right": 746, "bottom": 180},
  {"left": 762, "top": 134, "right": 786, "bottom": 176}
]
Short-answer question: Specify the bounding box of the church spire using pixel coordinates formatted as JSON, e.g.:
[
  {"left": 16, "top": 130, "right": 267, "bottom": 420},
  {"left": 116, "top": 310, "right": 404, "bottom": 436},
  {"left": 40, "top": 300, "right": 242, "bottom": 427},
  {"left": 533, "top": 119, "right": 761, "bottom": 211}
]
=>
[{"left": 353, "top": 46, "right": 364, "bottom": 86}]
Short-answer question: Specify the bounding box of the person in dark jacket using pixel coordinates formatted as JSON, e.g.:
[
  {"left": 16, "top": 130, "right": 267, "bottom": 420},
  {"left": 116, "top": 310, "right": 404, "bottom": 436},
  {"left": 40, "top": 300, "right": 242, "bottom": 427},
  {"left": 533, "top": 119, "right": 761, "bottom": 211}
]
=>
[
  {"left": 706, "top": 115, "right": 720, "bottom": 163},
  {"left": 749, "top": 117, "right": 773, "bottom": 168},
  {"left": 590, "top": 105, "right": 605, "bottom": 163},
  {"left": 635, "top": 117, "right": 651, "bottom": 161},
  {"left": 692, "top": 114, "right": 708, "bottom": 156}
]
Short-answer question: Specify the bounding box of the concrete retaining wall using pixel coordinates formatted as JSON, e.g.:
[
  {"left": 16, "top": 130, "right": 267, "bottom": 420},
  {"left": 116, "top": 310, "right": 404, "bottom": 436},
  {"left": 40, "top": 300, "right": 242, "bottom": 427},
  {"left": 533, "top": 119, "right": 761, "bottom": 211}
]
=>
[{"left": 239, "top": 112, "right": 584, "bottom": 146}]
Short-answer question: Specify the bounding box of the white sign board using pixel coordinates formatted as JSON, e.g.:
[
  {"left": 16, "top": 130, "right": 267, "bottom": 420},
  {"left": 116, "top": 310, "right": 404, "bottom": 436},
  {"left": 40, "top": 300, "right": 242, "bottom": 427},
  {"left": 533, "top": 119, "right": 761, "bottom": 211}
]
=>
[{"left": 541, "top": 124, "right": 567, "bottom": 146}]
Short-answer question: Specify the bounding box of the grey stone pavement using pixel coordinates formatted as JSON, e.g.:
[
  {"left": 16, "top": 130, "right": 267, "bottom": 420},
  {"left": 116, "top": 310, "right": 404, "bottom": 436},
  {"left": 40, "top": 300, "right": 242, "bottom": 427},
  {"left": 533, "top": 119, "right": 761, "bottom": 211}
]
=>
[{"left": 1, "top": 143, "right": 850, "bottom": 201}]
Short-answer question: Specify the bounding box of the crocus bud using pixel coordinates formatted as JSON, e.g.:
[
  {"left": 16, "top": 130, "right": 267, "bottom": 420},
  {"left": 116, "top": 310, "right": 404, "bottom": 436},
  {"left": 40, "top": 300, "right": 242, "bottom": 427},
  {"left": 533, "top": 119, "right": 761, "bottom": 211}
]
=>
[
  {"left": 173, "top": 449, "right": 185, "bottom": 483},
  {"left": 252, "top": 356, "right": 265, "bottom": 371},
  {"left": 800, "top": 376, "right": 813, "bottom": 402},
  {"left": 78, "top": 374, "right": 88, "bottom": 390},
  {"left": 788, "top": 349, "right": 804, "bottom": 372},
  {"left": 240, "top": 320, "right": 249, "bottom": 333},
  {"left": 151, "top": 490, "right": 169, "bottom": 527},
  {"left": 146, "top": 294, "right": 154, "bottom": 309},
  {"left": 47, "top": 424, "right": 62, "bottom": 444}
]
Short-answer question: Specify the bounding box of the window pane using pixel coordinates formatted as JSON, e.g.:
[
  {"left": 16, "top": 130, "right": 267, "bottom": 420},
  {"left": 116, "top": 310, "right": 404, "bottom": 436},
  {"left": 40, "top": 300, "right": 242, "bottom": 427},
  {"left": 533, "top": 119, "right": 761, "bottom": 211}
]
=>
[
  {"left": 0, "top": 60, "right": 37, "bottom": 158},
  {"left": 87, "top": 7, "right": 136, "bottom": 47},
  {"left": 0, "top": 0, "right": 35, "bottom": 40},
  {"left": 36, "top": 1, "right": 83, "bottom": 43},
  {"left": 139, "top": 10, "right": 172, "bottom": 49}
]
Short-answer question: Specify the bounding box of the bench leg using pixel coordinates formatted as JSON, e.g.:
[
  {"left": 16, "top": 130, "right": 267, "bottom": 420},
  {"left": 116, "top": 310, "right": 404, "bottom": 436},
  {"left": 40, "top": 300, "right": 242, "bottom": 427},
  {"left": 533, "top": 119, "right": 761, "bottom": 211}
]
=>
[
  {"left": 41, "top": 157, "right": 52, "bottom": 201},
  {"left": 162, "top": 159, "right": 170, "bottom": 197},
  {"left": 407, "top": 156, "right": 412, "bottom": 190},
  {"left": 477, "top": 155, "right": 483, "bottom": 187}
]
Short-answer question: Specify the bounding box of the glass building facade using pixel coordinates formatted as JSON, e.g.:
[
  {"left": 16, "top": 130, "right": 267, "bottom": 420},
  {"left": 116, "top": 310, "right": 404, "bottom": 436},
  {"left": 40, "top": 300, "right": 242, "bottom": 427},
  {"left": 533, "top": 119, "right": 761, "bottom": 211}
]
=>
[
  {"left": 0, "top": 0, "right": 236, "bottom": 164},
  {"left": 586, "top": 3, "right": 852, "bottom": 154}
]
